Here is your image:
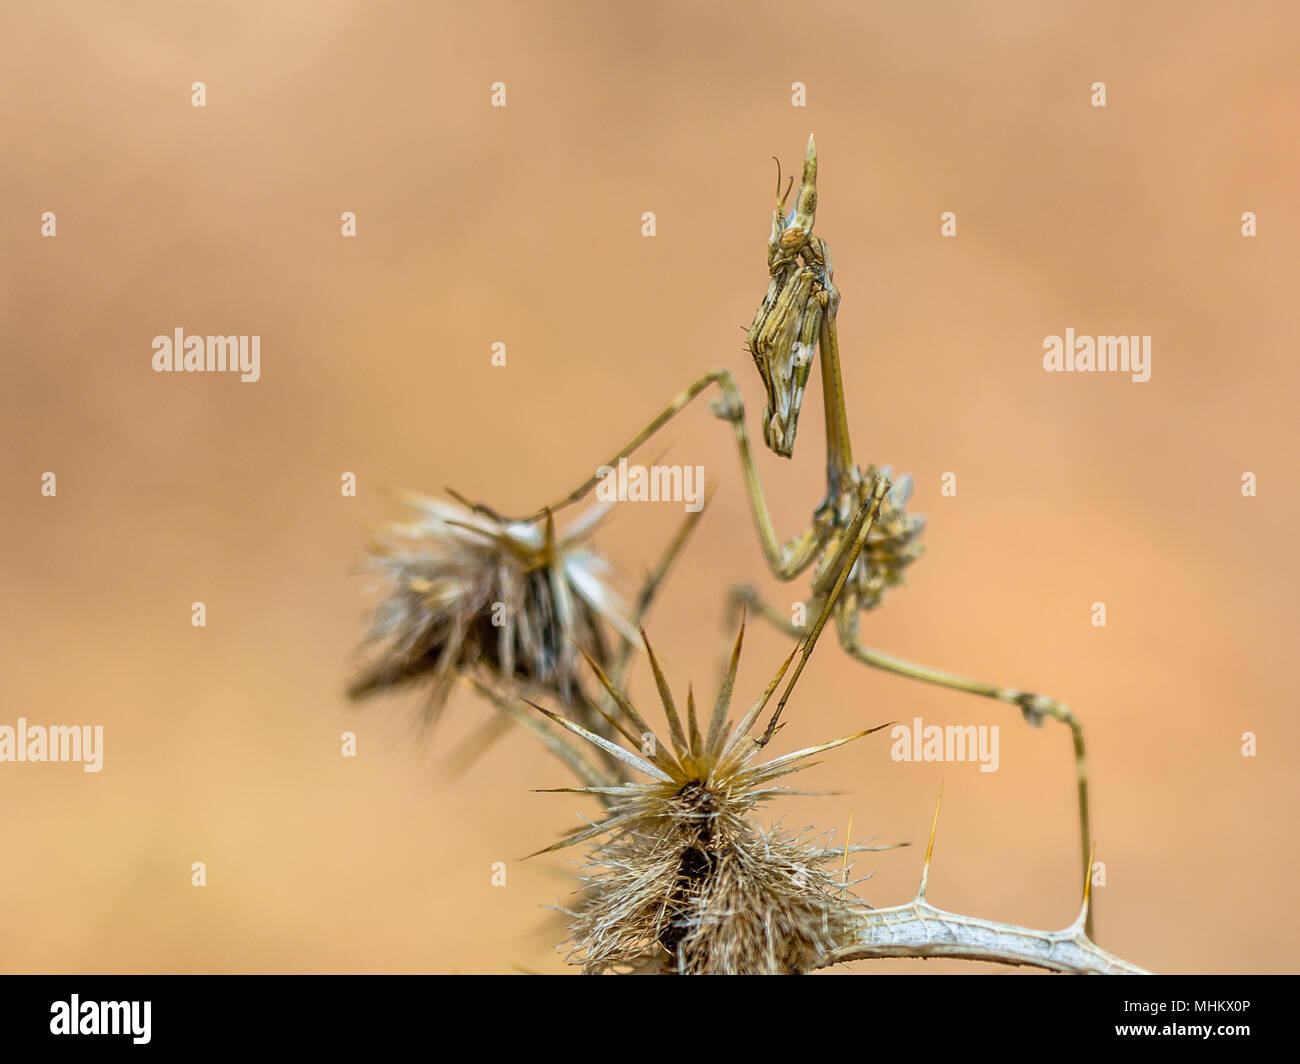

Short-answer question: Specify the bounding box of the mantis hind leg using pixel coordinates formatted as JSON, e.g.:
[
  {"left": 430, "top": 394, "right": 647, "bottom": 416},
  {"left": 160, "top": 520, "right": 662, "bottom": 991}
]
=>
[
  {"left": 730, "top": 580, "right": 1095, "bottom": 938},
  {"left": 726, "top": 583, "right": 819, "bottom": 639},
  {"left": 833, "top": 612, "right": 1093, "bottom": 936}
]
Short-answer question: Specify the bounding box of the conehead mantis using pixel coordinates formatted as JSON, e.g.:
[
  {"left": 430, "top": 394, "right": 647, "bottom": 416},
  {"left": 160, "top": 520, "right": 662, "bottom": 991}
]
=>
[{"left": 460, "top": 135, "right": 1095, "bottom": 934}]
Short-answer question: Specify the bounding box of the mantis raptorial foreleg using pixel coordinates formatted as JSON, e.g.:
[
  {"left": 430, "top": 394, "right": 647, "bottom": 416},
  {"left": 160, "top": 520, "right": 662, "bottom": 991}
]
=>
[
  {"left": 478, "top": 368, "right": 830, "bottom": 580},
  {"left": 725, "top": 584, "right": 804, "bottom": 639}
]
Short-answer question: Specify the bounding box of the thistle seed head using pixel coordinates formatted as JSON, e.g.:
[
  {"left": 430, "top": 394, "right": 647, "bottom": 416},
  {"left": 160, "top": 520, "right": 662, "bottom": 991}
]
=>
[
  {"left": 348, "top": 491, "right": 635, "bottom": 716},
  {"left": 532, "top": 625, "right": 890, "bottom": 974}
]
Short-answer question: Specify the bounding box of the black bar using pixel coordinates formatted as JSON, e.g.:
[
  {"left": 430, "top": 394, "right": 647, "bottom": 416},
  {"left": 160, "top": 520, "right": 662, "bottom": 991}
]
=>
[{"left": 0, "top": 974, "right": 1287, "bottom": 1052}]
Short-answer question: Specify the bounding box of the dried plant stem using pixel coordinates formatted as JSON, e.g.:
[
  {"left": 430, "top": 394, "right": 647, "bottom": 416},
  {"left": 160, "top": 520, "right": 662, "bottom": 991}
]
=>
[
  {"left": 816, "top": 791, "right": 1147, "bottom": 974},
  {"left": 821, "top": 902, "right": 1147, "bottom": 975}
]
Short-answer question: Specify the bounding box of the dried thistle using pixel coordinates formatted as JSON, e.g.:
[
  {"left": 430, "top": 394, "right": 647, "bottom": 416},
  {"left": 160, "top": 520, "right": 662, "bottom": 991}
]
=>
[
  {"left": 524, "top": 486, "right": 1146, "bottom": 975},
  {"left": 531, "top": 624, "right": 893, "bottom": 974},
  {"left": 349, "top": 136, "right": 1149, "bottom": 973},
  {"left": 531, "top": 642, "right": 1146, "bottom": 975},
  {"left": 527, "top": 486, "right": 895, "bottom": 974},
  {"left": 347, "top": 489, "right": 635, "bottom": 718}
]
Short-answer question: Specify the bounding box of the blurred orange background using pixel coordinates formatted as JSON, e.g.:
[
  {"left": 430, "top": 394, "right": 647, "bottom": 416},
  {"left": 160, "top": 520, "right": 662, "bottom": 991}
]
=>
[{"left": 2, "top": 0, "right": 1297, "bottom": 974}]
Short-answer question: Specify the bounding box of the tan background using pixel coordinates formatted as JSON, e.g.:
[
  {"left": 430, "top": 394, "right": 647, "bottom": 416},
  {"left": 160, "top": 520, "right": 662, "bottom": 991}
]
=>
[{"left": 2, "top": 0, "right": 1296, "bottom": 974}]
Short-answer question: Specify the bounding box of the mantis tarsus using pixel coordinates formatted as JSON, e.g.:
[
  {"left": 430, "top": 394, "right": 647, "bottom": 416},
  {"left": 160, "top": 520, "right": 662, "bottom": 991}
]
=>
[{"left": 466, "top": 134, "right": 1095, "bottom": 935}]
